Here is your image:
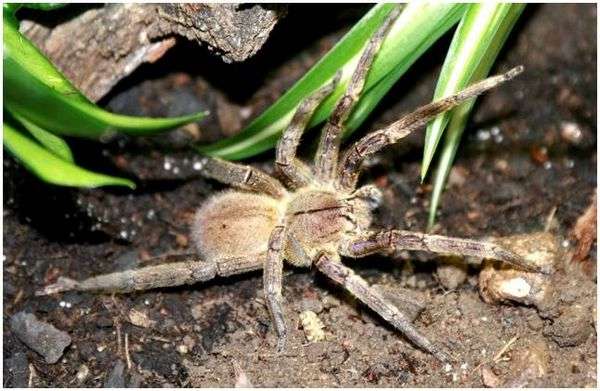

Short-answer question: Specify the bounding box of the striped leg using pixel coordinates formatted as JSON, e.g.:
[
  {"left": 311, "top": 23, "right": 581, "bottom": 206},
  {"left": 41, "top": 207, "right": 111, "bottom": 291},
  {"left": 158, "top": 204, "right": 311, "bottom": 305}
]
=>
[
  {"left": 275, "top": 72, "right": 341, "bottom": 189},
  {"left": 313, "top": 6, "right": 401, "bottom": 183},
  {"left": 337, "top": 66, "right": 524, "bottom": 190},
  {"left": 316, "top": 252, "right": 450, "bottom": 362},
  {"left": 37, "top": 253, "right": 264, "bottom": 295}
]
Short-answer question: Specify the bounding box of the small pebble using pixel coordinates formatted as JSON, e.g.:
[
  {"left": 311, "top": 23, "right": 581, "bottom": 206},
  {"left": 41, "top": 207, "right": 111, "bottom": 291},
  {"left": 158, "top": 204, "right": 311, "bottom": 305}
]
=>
[
  {"left": 177, "top": 344, "right": 189, "bottom": 354},
  {"left": 75, "top": 364, "right": 90, "bottom": 384},
  {"left": 128, "top": 309, "right": 156, "bottom": 329},
  {"left": 437, "top": 256, "right": 468, "bottom": 290},
  {"left": 182, "top": 335, "right": 196, "bottom": 351},
  {"left": 504, "top": 340, "right": 549, "bottom": 387},
  {"left": 479, "top": 231, "right": 557, "bottom": 309},
  {"left": 10, "top": 311, "right": 71, "bottom": 364},
  {"left": 560, "top": 121, "right": 583, "bottom": 145},
  {"left": 233, "top": 361, "right": 253, "bottom": 388}
]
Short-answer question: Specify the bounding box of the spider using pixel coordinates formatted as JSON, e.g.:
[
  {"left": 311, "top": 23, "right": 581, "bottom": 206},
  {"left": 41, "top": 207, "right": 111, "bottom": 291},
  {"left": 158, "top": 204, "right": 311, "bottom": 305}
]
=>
[{"left": 39, "top": 7, "right": 542, "bottom": 362}]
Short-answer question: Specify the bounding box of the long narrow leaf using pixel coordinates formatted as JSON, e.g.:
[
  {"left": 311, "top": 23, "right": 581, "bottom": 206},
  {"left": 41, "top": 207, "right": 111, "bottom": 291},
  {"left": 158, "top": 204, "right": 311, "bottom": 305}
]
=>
[
  {"left": 3, "top": 6, "right": 86, "bottom": 101},
  {"left": 3, "top": 13, "right": 207, "bottom": 138},
  {"left": 199, "top": 3, "right": 467, "bottom": 160},
  {"left": 423, "top": 4, "right": 525, "bottom": 228},
  {"left": 345, "top": 3, "right": 465, "bottom": 136},
  {"left": 13, "top": 113, "right": 74, "bottom": 162},
  {"left": 3, "top": 122, "right": 135, "bottom": 188}
]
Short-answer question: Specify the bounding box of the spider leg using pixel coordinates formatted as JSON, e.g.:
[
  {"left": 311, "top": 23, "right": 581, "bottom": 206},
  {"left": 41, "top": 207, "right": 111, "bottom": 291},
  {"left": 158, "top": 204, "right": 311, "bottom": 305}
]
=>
[
  {"left": 275, "top": 72, "right": 341, "bottom": 189},
  {"left": 37, "top": 253, "right": 264, "bottom": 295},
  {"left": 263, "top": 226, "right": 288, "bottom": 352},
  {"left": 337, "top": 66, "right": 524, "bottom": 190},
  {"left": 342, "top": 229, "right": 547, "bottom": 273},
  {"left": 314, "top": 6, "right": 401, "bottom": 183},
  {"left": 198, "top": 157, "right": 286, "bottom": 198},
  {"left": 316, "top": 252, "right": 450, "bottom": 362}
]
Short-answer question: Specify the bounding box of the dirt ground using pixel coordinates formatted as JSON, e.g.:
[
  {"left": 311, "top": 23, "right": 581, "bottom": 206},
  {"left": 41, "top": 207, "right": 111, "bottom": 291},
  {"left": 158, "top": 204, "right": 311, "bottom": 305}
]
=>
[{"left": 3, "top": 4, "right": 597, "bottom": 387}]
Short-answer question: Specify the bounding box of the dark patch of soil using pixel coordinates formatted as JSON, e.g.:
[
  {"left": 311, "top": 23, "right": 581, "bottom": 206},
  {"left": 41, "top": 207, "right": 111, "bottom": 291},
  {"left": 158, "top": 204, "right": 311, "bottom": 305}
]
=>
[{"left": 4, "top": 4, "right": 596, "bottom": 387}]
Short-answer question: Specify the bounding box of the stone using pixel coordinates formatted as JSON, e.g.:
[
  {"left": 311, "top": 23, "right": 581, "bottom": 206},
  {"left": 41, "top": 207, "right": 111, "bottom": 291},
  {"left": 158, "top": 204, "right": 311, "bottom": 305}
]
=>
[{"left": 10, "top": 312, "right": 71, "bottom": 364}]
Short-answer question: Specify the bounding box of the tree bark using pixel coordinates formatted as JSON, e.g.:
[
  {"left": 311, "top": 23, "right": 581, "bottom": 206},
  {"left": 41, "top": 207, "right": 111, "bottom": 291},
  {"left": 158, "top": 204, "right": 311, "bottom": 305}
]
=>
[{"left": 20, "top": 4, "right": 284, "bottom": 102}]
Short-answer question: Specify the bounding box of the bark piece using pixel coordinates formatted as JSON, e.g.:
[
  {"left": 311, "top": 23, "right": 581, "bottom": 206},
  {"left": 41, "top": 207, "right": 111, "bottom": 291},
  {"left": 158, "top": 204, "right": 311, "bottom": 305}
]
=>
[{"left": 21, "top": 4, "right": 283, "bottom": 101}]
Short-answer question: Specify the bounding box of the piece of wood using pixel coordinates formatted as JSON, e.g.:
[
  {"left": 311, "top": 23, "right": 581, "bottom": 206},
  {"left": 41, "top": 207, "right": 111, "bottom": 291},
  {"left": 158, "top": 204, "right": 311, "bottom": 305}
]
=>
[{"left": 20, "top": 4, "right": 284, "bottom": 102}]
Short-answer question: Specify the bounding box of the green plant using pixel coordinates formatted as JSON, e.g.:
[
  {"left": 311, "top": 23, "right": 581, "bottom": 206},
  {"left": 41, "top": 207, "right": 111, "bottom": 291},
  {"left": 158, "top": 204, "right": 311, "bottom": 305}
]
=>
[
  {"left": 422, "top": 4, "right": 525, "bottom": 228},
  {"left": 3, "top": 3, "right": 206, "bottom": 188}
]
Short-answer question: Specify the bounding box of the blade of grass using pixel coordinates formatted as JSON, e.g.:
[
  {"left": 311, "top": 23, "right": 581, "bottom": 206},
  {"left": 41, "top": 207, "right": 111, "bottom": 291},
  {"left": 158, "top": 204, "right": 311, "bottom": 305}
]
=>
[
  {"left": 3, "top": 12, "right": 207, "bottom": 138},
  {"left": 344, "top": 3, "right": 465, "bottom": 136},
  {"left": 3, "top": 6, "right": 87, "bottom": 101},
  {"left": 4, "top": 57, "right": 208, "bottom": 138},
  {"left": 12, "top": 113, "right": 74, "bottom": 162},
  {"left": 421, "top": 4, "right": 525, "bottom": 181},
  {"left": 3, "top": 122, "right": 135, "bottom": 188},
  {"left": 423, "top": 4, "right": 525, "bottom": 228},
  {"left": 199, "top": 3, "right": 467, "bottom": 160}
]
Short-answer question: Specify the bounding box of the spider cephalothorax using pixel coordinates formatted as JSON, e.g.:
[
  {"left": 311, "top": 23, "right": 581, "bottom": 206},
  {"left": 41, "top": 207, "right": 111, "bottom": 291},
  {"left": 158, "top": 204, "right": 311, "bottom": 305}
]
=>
[{"left": 39, "top": 7, "right": 542, "bottom": 362}]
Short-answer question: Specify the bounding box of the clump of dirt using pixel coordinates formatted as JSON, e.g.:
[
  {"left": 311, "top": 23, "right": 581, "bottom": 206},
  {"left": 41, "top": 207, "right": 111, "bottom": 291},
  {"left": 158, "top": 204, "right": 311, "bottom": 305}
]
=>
[{"left": 3, "top": 4, "right": 596, "bottom": 387}]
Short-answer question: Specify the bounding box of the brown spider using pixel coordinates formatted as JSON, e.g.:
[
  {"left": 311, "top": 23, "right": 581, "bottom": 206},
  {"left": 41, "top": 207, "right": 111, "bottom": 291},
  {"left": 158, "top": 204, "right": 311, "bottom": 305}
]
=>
[{"left": 39, "top": 7, "right": 542, "bottom": 362}]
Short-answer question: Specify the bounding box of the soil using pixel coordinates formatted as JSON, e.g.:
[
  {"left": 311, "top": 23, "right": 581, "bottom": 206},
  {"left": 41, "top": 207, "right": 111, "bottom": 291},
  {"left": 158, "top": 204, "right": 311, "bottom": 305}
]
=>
[{"left": 3, "top": 4, "right": 597, "bottom": 388}]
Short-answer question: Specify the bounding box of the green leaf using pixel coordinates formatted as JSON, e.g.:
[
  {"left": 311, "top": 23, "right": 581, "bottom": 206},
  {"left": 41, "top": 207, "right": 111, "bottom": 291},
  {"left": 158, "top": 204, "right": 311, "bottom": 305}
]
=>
[
  {"left": 3, "top": 122, "right": 135, "bottom": 188},
  {"left": 3, "top": 14, "right": 207, "bottom": 139},
  {"left": 13, "top": 112, "right": 74, "bottom": 162},
  {"left": 3, "top": 4, "right": 19, "bottom": 27},
  {"left": 199, "top": 3, "right": 467, "bottom": 160},
  {"left": 3, "top": 6, "right": 85, "bottom": 100},
  {"left": 422, "top": 3, "right": 525, "bottom": 181},
  {"left": 423, "top": 3, "right": 525, "bottom": 228},
  {"left": 344, "top": 3, "right": 466, "bottom": 137}
]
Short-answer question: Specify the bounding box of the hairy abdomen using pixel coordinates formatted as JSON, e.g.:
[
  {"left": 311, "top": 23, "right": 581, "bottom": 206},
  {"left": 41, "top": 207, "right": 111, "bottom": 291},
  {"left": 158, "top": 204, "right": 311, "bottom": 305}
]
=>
[{"left": 192, "top": 191, "right": 282, "bottom": 260}]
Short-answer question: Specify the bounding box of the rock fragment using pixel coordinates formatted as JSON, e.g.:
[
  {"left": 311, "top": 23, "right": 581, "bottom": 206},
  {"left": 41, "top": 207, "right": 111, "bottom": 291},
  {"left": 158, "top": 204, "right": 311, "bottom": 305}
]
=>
[
  {"left": 233, "top": 360, "right": 253, "bottom": 388},
  {"left": 10, "top": 311, "right": 71, "bottom": 364},
  {"left": 437, "top": 256, "right": 468, "bottom": 290},
  {"left": 128, "top": 309, "right": 156, "bottom": 328},
  {"left": 479, "top": 232, "right": 558, "bottom": 309}
]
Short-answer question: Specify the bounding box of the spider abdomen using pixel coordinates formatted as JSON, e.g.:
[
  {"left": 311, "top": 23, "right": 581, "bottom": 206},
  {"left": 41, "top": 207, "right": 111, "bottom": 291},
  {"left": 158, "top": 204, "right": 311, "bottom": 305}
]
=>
[{"left": 192, "top": 191, "right": 283, "bottom": 260}]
